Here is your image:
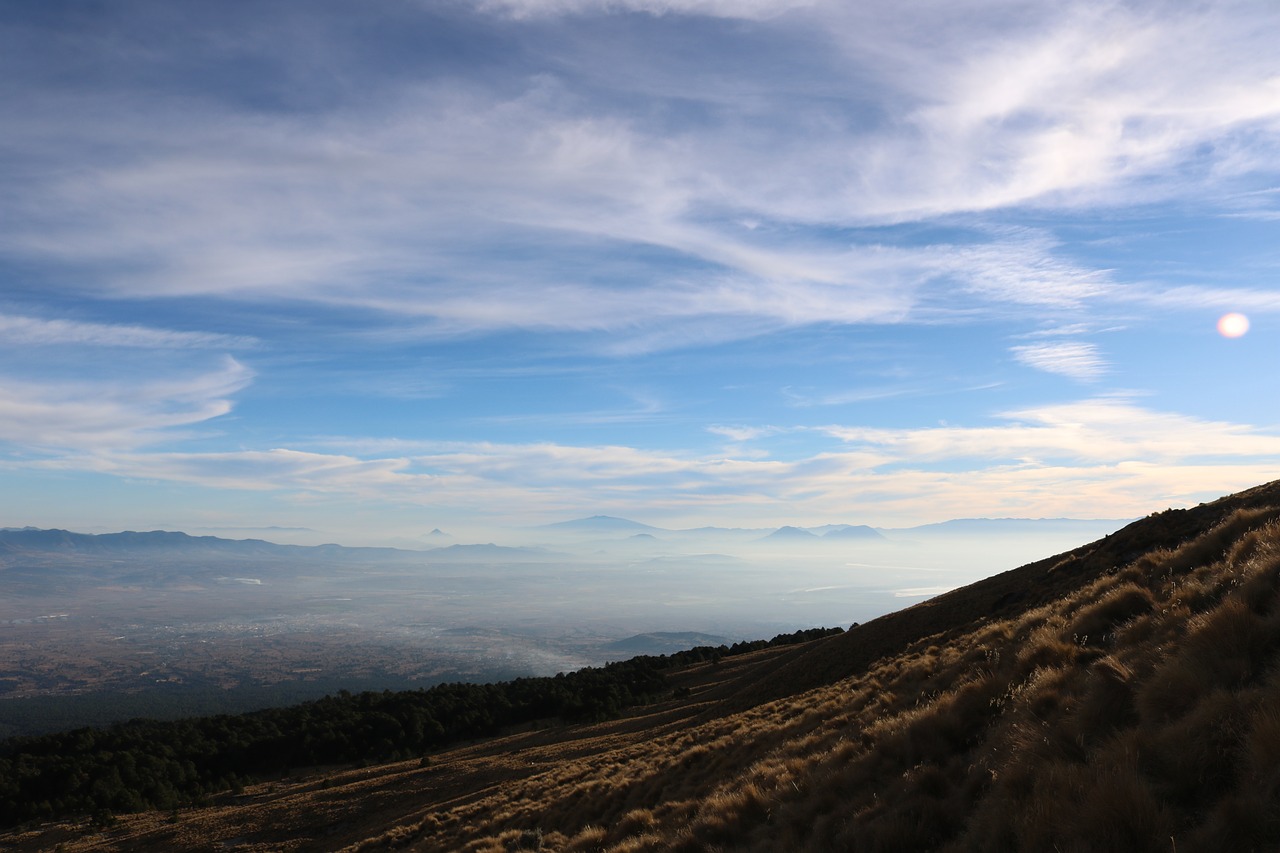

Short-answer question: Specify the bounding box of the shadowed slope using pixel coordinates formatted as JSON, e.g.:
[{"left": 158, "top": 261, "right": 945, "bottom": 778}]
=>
[{"left": 742, "top": 479, "right": 1280, "bottom": 706}]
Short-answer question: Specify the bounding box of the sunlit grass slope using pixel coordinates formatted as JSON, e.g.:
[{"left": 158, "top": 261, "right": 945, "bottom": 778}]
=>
[{"left": 370, "top": 482, "right": 1280, "bottom": 852}]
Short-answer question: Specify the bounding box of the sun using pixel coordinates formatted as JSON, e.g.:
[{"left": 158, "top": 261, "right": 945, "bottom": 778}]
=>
[{"left": 1217, "top": 312, "right": 1250, "bottom": 339}]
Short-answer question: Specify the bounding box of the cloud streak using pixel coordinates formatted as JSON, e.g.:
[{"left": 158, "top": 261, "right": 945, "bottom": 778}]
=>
[
  {"left": 0, "top": 357, "right": 253, "bottom": 451},
  {"left": 15, "top": 398, "right": 1279, "bottom": 527},
  {"left": 824, "top": 398, "right": 1280, "bottom": 466},
  {"left": 1010, "top": 341, "right": 1107, "bottom": 381},
  {"left": 477, "top": 0, "right": 816, "bottom": 20},
  {"left": 0, "top": 314, "right": 254, "bottom": 350},
  {"left": 817, "top": 1, "right": 1280, "bottom": 218}
]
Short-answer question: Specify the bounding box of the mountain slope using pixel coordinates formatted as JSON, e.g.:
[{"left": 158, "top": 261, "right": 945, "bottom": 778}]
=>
[
  {"left": 739, "top": 479, "right": 1280, "bottom": 707},
  {"left": 8, "top": 481, "right": 1280, "bottom": 852},
  {"left": 822, "top": 524, "right": 884, "bottom": 540},
  {"left": 538, "top": 516, "right": 660, "bottom": 534},
  {"left": 760, "top": 525, "right": 818, "bottom": 541}
]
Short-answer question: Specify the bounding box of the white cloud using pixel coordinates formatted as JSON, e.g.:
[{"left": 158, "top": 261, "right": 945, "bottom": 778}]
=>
[
  {"left": 74, "top": 448, "right": 415, "bottom": 494},
  {"left": 1018, "top": 323, "right": 1096, "bottom": 339},
  {"left": 1125, "top": 285, "right": 1280, "bottom": 314},
  {"left": 415, "top": 442, "right": 695, "bottom": 483},
  {"left": 0, "top": 313, "right": 254, "bottom": 349},
  {"left": 0, "top": 357, "right": 253, "bottom": 451},
  {"left": 822, "top": 1, "right": 1280, "bottom": 218},
  {"left": 12, "top": 398, "right": 1278, "bottom": 527},
  {"left": 706, "top": 424, "right": 782, "bottom": 441},
  {"left": 1010, "top": 341, "right": 1107, "bottom": 381},
  {"left": 475, "top": 0, "right": 815, "bottom": 20},
  {"left": 824, "top": 398, "right": 1280, "bottom": 465},
  {"left": 784, "top": 385, "right": 918, "bottom": 408},
  {"left": 942, "top": 232, "right": 1114, "bottom": 308}
]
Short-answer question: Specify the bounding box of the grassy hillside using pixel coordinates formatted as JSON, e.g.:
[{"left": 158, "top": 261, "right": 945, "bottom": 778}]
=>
[{"left": 7, "top": 481, "right": 1280, "bottom": 851}]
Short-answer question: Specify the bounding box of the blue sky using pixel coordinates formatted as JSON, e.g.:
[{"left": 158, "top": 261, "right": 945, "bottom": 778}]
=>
[{"left": 2, "top": 0, "right": 1279, "bottom": 544}]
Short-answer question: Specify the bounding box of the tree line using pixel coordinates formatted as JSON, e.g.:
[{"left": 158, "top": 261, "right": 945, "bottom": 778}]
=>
[{"left": 0, "top": 626, "right": 842, "bottom": 828}]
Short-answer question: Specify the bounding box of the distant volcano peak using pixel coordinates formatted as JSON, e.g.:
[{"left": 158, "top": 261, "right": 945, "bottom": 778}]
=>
[{"left": 540, "top": 515, "right": 660, "bottom": 533}]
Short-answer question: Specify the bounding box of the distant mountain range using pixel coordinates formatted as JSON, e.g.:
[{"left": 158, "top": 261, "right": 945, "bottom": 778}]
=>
[
  {"left": 0, "top": 527, "right": 416, "bottom": 561},
  {"left": 0, "top": 528, "right": 561, "bottom": 568},
  {"left": 540, "top": 515, "right": 1130, "bottom": 540},
  {"left": 538, "top": 515, "right": 661, "bottom": 533},
  {"left": 0, "top": 513, "right": 1136, "bottom": 566},
  {"left": 761, "top": 525, "right": 819, "bottom": 541},
  {"left": 418, "top": 543, "right": 564, "bottom": 562},
  {"left": 759, "top": 524, "right": 885, "bottom": 541},
  {"left": 823, "top": 524, "right": 885, "bottom": 540}
]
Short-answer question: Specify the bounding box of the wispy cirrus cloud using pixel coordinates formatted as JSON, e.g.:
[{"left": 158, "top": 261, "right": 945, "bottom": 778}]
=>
[
  {"left": 1125, "top": 285, "right": 1280, "bottom": 313},
  {"left": 823, "top": 398, "right": 1280, "bottom": 466},
  {"left": 816, "top": 1, "right": 1280, "bottom": 218},
  {"left": 1010, "top": 341, "right": 1108, "bottom": 382},
  {"left": 476, "top": 0, "right": 816, "bottom": 20},
  {"left": 16, "top": 398, "right": 1279, "bottom": 527},
  {"left": 0, "top": 357, "right": 253, "bottom": 451},
  {"left": 2, "top": 0, "right": 1276, "bottom": 352},
  {"left": 0, "top": 313, "right": 254, "bottom": 350},
  {"left": 706, "top": 424, "right": 784, "bottom": 442},
  {"left": 68, "top": 448, "right": 415, "bottom": 494}
]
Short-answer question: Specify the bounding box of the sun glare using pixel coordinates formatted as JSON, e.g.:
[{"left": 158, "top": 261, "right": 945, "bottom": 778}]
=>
[{"left": 1217, "top": 312, "right": 1250, "bottom": 338}]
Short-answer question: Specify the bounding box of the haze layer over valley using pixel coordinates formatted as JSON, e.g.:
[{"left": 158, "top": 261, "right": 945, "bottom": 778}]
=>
[{"left": 0, "top": 516, "right": 1125, "bottom": 736}]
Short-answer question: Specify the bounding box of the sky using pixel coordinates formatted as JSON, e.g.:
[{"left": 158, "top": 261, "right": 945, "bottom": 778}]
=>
[{"left": 2, "top": 0, "right": 1279, "bottom": 546}]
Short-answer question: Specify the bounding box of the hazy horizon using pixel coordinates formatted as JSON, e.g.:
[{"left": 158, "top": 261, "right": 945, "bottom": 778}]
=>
[
  {"left": 4, "top": 510, "right": 1136, "bottom": 550},
  {"left": 0, "top": 514, "right": 1133, "bottom": 654},
  {"left": 0, "top": 511, "right": 1133, "bottom": 736}
]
